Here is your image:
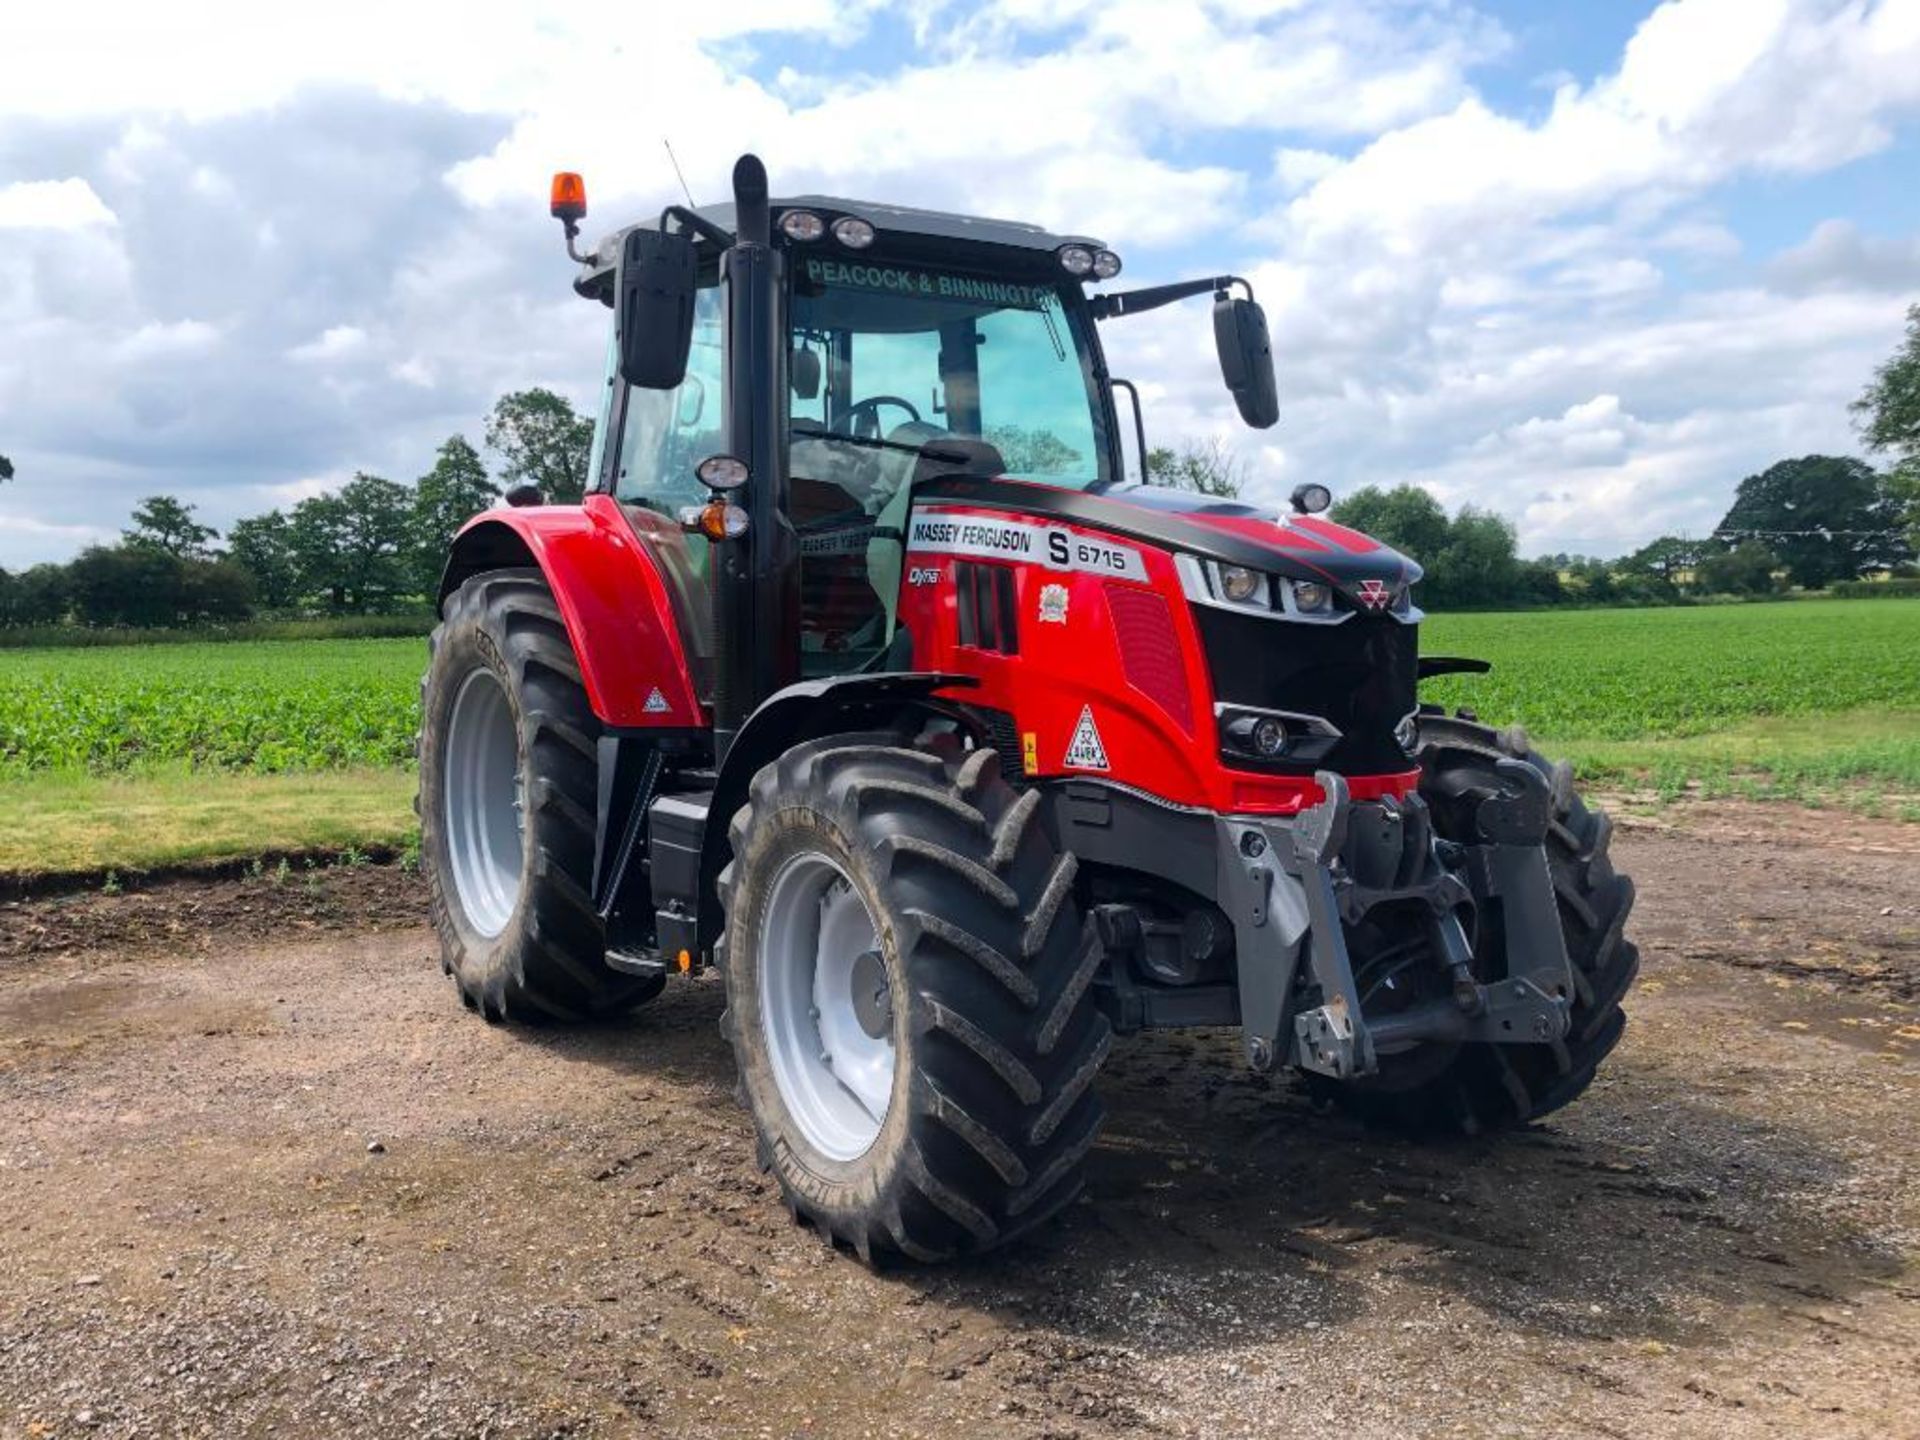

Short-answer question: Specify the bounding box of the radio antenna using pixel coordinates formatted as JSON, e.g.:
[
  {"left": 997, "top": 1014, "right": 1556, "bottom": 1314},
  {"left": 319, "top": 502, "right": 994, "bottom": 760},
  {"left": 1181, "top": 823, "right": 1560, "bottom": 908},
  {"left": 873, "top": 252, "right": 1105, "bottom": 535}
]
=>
[{"left": 663, "top": 138, "right": 697, "bottom": 208}]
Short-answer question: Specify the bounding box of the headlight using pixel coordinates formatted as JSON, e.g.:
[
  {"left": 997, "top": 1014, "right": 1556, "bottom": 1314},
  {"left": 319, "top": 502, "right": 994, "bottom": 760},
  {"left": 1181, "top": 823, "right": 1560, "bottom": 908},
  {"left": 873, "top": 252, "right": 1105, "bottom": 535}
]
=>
[
  {"left": 1287, "top": 580, "right": 1333, "bottom": 615},
  {"left": 1218, "top": 565, "right": 1265, "bottom": 604},
  {"left": 1175, "top": 554, "right": 1351, "bottom": 623},
  {"left": 1091, "top": 248, "right": 1122, "bottom": 280},
  {"left": 1057, "top": 244, "right": 1094, "bottom": 276}
]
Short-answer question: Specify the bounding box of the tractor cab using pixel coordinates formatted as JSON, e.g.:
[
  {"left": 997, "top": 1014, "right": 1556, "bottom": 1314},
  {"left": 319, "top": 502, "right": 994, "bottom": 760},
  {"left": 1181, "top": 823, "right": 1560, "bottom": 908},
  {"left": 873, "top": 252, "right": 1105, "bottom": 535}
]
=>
[
  {"left": 584, "top": 218, "right": 1117, "bottom": 678},
  {"left": 564, "top": 168, "right": 1276, "bottom": 711}
]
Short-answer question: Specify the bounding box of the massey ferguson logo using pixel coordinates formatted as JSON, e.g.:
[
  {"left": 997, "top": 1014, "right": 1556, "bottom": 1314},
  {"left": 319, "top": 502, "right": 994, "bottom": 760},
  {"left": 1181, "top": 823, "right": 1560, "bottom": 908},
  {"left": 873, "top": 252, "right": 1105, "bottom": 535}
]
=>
[{"left": 1357, "top": 578, "right": 1393, "bottom": 611}]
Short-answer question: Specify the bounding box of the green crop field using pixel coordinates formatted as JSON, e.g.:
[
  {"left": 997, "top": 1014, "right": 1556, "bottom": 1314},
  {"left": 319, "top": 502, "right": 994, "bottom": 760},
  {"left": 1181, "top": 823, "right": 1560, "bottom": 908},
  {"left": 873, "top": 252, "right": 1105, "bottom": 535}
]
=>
[
  {"left": 0, "top": 637, "right": 422, "bottom": 774},
  {"left": 1418, "top": 601, "right": 1920, "bottom": 741},
  {"left": 1, "top": 598, "right": 1916, "bottom": 877}
]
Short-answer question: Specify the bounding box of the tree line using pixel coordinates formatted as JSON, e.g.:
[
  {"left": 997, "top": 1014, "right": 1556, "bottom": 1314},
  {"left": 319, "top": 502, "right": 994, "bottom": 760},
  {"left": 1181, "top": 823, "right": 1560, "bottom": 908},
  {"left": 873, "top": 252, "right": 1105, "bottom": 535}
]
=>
[
  {"left": 1165, "top": 303, "right": 1920, "bottom": 607},
  {"left": 1332, "top": 453, "right": 1912, "bottom": 609},
  {"left": 0, "top": 390, "right": 590, "bottom": 629}
]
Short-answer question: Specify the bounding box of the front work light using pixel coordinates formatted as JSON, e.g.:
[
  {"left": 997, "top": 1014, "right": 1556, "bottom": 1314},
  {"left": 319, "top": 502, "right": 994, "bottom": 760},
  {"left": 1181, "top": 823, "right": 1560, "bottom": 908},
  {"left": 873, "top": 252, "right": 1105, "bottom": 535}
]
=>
[
  {"left": 1057, "top": 244, "right": 1094, "bottom": 276},
  {"left": 1290, "top": 482, "right": 1332, "bottom": 515},
  {"left": 696, "top": 454, "right": 749, "bottom": 491},
  {"left": 780, "top": 209, "right": 825, "bottom": 242},
  {"left": 1091, "top": 249, "right": 1122, "bottom": 279},
  {"left": 549, "top": 171, "right": 587, "bottom": 223},
  {"left": 832, "top": 216, "right": 875, "bottom": 248}
]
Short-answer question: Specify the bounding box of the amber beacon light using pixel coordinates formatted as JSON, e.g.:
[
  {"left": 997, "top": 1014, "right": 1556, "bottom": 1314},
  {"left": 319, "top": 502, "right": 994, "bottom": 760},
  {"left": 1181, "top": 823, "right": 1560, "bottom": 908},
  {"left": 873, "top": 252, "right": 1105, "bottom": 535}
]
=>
[{"left": 549, "top": 171, "right": 588, "bottom": 223}]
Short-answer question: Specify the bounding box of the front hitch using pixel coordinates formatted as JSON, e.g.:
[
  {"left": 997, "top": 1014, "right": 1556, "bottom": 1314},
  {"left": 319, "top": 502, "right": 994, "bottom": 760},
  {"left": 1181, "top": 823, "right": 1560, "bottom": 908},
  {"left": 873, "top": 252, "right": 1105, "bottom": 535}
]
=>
[{"left": 1220, "top": 763, "right": 1575, "bottom": 1080}]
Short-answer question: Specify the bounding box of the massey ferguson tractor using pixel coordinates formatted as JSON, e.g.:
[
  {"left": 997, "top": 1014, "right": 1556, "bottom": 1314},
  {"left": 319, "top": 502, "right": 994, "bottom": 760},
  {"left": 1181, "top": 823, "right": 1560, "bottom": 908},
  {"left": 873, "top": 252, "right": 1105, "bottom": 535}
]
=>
[{"left": 419, "top": 156, "right": 1639, "bottom": 1263}]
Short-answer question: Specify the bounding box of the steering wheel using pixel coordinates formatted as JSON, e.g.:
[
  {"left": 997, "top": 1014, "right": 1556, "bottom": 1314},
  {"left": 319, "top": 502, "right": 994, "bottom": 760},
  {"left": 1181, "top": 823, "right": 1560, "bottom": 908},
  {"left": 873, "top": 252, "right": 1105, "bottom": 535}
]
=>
[{"left": 834, "top": 395, "right": 922, "bottom": 440}]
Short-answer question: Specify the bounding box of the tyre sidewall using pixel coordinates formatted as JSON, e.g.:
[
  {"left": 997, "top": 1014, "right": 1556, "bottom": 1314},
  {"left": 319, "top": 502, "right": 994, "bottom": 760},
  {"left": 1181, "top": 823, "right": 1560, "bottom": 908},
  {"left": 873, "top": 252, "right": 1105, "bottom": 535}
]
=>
[
  {"left": 725, "top": 798, "right": 918, "bottom": 1225},
  {"left": 421, "top": 587, "right": 535, "bottom": 1013}
]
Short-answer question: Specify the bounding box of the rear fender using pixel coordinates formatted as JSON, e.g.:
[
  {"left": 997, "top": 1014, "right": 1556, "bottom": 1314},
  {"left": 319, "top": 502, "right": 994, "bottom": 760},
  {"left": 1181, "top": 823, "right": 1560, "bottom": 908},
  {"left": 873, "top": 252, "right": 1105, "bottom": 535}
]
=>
[{"left": 439, "top": 494, "right": 703, "bottom": 728}]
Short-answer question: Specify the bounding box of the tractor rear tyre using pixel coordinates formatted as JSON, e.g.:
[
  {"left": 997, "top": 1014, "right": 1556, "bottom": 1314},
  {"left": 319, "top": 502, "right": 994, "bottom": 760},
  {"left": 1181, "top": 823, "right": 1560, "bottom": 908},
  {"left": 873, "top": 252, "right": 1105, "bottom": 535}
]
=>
[
  {"left": 1315, "top": 715, "right": 1639, "bottom": 1134},
  {"left": 418, "top": 568, "right": 662, "bottom": 1023},
  {"left": 718, "top": 736, "right": 1110, "bottom": 1263}
]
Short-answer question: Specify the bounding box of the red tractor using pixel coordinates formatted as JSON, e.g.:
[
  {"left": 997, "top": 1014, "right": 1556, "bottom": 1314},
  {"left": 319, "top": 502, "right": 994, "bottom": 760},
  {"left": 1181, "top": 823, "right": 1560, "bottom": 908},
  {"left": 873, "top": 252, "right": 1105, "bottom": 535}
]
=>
[{"left": 420, "top": 156, "right": 1639, "bottom": 1263}]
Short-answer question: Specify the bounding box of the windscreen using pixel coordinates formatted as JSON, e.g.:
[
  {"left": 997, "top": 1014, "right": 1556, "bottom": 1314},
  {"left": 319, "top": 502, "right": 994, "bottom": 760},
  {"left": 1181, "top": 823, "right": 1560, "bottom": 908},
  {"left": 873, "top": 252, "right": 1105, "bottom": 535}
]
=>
[{"left": 787, "top": 255, "right": 1111, "bottom": 516}]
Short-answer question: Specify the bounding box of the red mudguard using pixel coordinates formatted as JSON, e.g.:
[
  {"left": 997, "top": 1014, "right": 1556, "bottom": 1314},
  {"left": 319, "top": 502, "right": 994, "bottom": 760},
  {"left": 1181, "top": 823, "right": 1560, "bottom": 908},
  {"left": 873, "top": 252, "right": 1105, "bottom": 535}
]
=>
[{"left": 443, "top": 495, "right": 705, "bottom": 728}]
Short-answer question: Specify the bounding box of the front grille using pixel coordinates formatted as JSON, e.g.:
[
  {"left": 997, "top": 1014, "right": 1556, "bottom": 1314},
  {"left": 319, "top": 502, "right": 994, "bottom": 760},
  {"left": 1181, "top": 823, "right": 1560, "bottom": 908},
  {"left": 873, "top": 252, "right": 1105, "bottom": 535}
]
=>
[
  {"left": 1194, "top": 607, "right": 1417, "bottom": 775},
  {"left": 1106, "top": 584, "right": 1192, "bottom": 733}
]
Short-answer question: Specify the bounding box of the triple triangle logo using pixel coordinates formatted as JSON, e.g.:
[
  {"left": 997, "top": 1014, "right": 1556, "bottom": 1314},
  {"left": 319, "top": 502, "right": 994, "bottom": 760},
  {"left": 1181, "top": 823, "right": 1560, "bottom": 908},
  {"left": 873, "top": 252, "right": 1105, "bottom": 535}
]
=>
[
  {"left": 643, "top": 686, "right": 671, "bottom": 714},
  {"left": 1063, "top": 705, "right": 1109, "bottom": 770}
]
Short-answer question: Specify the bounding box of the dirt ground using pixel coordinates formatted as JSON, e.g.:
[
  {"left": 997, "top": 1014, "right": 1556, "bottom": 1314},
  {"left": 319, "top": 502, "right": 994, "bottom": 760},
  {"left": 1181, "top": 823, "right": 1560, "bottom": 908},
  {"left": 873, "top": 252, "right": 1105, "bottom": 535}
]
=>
[{"left": 2, "top": 803, "right": 1916, "bottom": 1439}]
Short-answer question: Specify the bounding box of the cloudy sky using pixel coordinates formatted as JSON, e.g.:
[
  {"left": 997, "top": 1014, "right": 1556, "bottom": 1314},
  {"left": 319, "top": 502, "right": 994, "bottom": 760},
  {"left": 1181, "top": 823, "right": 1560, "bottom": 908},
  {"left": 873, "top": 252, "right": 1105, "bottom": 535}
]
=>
[{"left": 2, "top": 0, "right": 1918, "bottom": 568}]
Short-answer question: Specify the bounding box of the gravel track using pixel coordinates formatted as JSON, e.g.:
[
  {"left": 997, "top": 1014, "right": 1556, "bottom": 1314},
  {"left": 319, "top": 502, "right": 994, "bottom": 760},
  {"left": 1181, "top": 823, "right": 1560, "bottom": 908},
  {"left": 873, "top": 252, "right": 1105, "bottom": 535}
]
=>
[{"left": 1, "top": 803, "right": 1916, "bottom": 1438}]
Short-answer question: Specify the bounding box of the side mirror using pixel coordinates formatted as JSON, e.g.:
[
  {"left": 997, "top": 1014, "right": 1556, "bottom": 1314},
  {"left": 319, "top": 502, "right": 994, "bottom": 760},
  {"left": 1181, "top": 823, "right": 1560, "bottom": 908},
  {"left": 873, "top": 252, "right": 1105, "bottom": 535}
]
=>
[
  {"left": 1212, "top": 295, "right": 1279, "bottom": 430},
  {"left": 617, "top": 227, "right": 697, "bottom": 390}
]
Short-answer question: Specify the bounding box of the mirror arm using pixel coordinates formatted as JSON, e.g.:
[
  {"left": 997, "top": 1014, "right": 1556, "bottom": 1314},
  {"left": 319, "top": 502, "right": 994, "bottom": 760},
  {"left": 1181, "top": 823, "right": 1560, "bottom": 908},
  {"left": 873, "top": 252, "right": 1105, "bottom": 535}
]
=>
[
  {"left": 659, "top": 204, "right": 735, "bottom": 250},
  {"left": 1090, "top": 274, "right": 1251, "bottom": 321}
]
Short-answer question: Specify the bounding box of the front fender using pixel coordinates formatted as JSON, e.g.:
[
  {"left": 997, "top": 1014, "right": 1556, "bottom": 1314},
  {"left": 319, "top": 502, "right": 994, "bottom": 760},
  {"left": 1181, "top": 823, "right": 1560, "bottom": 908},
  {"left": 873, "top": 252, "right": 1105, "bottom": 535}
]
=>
[
  {"left": 695, "top": 671, "right": 977, "bottom": 946},
  {"left": 439, "top": 495, "right": 704, "bottom": 728}
]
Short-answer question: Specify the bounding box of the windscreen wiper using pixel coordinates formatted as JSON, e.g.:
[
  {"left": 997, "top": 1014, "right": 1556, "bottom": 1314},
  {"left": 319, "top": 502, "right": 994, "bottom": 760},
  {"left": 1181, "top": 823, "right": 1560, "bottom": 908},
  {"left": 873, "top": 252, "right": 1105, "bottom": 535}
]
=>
[{"left": 798, "top": 430, "right": 971, "bottom": 464}]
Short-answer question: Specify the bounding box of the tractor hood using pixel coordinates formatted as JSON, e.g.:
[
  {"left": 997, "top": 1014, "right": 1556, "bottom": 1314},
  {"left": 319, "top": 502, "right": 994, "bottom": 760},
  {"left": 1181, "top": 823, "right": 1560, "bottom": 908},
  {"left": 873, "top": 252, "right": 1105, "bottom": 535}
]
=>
[
  {"left": 1103, "top": 483, "right": 1422, "bottom": 610},
  {"left": 916, "top": 475, "right": 1423, "bottom": 617}
]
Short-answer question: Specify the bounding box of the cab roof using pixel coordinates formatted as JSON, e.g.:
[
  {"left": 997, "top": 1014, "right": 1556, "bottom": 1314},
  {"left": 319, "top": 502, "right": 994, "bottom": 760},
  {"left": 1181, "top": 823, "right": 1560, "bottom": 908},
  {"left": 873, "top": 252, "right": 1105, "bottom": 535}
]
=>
[{"left": 575, "top": 195, "right": 1106, "bottom": 302}]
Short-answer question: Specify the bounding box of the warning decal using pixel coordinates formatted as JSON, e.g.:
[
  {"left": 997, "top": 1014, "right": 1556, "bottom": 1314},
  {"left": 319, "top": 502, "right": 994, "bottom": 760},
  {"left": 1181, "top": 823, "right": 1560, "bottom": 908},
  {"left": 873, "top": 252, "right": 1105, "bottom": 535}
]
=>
[
  {"left": 1063, "top": 706, "right": 1109, "bottom": 770},
  {"left": 643, "top": 687, "right": 671, "bottom": 714}
]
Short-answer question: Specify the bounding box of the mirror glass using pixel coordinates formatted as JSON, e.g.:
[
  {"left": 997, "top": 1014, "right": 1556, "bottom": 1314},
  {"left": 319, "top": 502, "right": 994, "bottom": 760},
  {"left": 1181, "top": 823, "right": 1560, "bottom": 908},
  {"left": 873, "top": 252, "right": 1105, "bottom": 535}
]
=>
[{"left": 1211, "top": 296, "right": 1279, "bottom": 430}]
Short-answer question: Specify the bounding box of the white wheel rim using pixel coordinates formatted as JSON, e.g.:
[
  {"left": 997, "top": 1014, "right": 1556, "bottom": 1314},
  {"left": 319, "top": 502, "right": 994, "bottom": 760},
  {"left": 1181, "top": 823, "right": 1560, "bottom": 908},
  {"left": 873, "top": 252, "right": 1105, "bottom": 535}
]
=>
[
  {"left": 758, "top": 852, "right": 894, "bottom": 1161},
  {"left": 442, "top": 666, "right": 524, "bottom": 938}
]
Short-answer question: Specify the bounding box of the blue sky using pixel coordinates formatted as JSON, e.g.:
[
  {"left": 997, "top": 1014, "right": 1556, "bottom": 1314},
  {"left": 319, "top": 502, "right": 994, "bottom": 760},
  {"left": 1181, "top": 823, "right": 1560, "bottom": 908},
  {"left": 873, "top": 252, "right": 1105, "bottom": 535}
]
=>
[{"left": 2, "top": 0, "right": 1918, "bottom": 566}]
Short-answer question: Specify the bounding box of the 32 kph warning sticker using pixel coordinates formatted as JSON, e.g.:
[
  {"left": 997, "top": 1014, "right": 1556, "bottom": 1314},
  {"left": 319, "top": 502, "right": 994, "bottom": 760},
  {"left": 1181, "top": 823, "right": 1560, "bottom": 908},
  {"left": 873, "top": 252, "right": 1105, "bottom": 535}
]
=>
[{"left": 1063, "top": 706, "right": 1109, "bottom": 770}]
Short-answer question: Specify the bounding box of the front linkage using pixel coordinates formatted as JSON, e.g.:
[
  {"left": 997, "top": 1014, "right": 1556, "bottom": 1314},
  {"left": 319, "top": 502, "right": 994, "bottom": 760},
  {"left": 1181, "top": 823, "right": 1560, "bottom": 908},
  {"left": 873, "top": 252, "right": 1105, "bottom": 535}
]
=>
[{"left": 1220, "top": 762, "right": 1575, "bottom": 1080}]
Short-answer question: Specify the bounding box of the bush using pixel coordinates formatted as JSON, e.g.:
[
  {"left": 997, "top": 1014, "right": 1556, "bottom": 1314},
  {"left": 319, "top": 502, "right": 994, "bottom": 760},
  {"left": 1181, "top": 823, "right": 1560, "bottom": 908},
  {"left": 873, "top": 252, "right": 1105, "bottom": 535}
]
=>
[
  {"left": 0, "top": 613, "right": 435, "bottom": 649},
  {"left": 1831, "top": 577, "right": 1920, "bottom": 599}
]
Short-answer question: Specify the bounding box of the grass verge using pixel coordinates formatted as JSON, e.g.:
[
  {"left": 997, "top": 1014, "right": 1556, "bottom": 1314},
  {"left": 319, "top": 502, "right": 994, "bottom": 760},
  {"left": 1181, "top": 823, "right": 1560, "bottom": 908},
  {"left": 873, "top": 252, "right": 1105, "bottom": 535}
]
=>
[
  {"left": 5, "top": 709, "right": 1916, "bottom": 888},
  {"left": 1558, "top": 709, "right": 1920, "bottom": 818},
  {"left": 0, "top": 765, "right": 418, "bottom": 881}
]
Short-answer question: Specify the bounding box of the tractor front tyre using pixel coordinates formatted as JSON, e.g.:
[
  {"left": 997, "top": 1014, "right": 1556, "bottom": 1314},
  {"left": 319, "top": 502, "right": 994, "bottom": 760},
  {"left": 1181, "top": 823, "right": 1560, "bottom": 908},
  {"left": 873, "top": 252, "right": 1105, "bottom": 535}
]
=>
[
  {"left": 1316, "top": 715, "right": 1639, "bottom": 1135},
  {"left": 717, "top": 737, "right": 1110, "bottom": 1264},
  {"left": 418, "top": 568, "right": 662, "bottom": 1023}
]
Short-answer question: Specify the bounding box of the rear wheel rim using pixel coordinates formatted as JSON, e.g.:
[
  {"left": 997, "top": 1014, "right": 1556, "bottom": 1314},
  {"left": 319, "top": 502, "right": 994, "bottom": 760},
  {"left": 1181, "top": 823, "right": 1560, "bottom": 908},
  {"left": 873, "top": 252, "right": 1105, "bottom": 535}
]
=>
[
  {"left": 443, "top": 665, "right": 524, "bottom": 939},
  {"left": 759, "top": 852, "right": 893, "bottom": 1161}
]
